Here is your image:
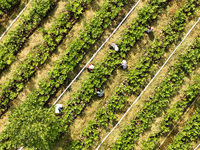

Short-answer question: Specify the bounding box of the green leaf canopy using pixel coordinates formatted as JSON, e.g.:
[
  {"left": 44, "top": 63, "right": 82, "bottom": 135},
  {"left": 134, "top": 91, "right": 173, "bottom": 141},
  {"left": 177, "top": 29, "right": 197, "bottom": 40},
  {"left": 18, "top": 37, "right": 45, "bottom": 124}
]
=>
[{"left": 1, "top": 106, "right": 61, "bottom": 149}]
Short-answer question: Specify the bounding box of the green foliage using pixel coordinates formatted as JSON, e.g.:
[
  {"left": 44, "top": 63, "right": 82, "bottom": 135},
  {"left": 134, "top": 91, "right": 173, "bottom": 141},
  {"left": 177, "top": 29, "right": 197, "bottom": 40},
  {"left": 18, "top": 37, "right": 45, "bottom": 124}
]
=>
[
  {"left": 1, "top": 0, "right": 199, "bottom": 149},
  {"left": 112, "top": 0, "right": 200, "bottom": 148},
  {"left": 143, "top": 74, "right": 200, "bottom": 149},
  {"left": 0, "top": 107, "right": 61, "bottom": 150},
  {"left": 142, "top": 133, "right": 159, "bottom": 150},
  {"left": 0, "top": 0, "right": 129, "bottom": 149},
  {"left": 67, "top": 0, "right": 194, "bottom": 148}
]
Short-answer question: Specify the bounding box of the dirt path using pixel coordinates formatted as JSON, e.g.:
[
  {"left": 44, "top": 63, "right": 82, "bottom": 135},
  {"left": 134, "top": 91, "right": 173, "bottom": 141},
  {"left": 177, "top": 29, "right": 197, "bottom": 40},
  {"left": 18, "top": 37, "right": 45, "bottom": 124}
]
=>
[{"left": 98, "top": 7, "right": 200, "bottom": 150}]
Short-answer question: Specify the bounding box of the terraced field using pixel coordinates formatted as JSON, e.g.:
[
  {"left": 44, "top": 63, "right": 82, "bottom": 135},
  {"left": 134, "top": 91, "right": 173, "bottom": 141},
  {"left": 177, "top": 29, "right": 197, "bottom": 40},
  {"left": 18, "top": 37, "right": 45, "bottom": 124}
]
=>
[{"left": 0, "top": 0, "right": 199, "bottom": 149}]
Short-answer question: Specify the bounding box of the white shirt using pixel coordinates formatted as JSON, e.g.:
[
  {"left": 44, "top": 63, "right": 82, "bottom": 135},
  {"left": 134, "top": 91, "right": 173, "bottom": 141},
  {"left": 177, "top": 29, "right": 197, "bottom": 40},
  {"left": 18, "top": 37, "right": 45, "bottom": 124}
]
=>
[
  {"left": 89, "top": 64, "right": 94, "bottom": 70},
  {"left": 97, "top": 89, "right": 104, "bottom": 97},
  {"left": 111, "top": 43, "right": 119, "bottom": 51},
  {"left": 55, "top": 104, "right": 63, "bottom": 114},
  {"left": 146, "top": 27, "right": 153, "bottom": 33},
  {"left": 115, "top": 46, "right": 119, "bottom": 51},
  {"left": 122, "top": 60, "right": 127, "bottom": 69}
]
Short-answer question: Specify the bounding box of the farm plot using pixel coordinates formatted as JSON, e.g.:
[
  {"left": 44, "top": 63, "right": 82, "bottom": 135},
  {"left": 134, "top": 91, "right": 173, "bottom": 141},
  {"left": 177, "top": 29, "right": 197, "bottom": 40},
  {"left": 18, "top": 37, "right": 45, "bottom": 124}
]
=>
[
  {"left": 102, "top": 29, "right": 200, "bottom": 150},
  {"left": 141, "top": 61, "right": 200, "bottom": 150},
  {"left": 0, "top": 0, "right": 98, "bottom": 139},
  {"left": 166, "top": 104, "right": 200, "bottom": 150},
  {"left": 0, "top": 0, "right": 143, "bottom": 149},
  {"left": 52, "top": 0, "right": 200, "bottom": 149},
  {"left": 101, "top": 15, "right": 200, "bottom": 150},
  {"left": 0, "top": 0, "right": 199, "bottom": 150}
]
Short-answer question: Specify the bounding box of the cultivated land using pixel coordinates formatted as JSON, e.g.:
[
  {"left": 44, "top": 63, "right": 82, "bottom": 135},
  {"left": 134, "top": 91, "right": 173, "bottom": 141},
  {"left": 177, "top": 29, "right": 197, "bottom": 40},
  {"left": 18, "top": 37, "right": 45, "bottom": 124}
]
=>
[{"left": 0, "top": 0, "right": 199, "bottom": 149}]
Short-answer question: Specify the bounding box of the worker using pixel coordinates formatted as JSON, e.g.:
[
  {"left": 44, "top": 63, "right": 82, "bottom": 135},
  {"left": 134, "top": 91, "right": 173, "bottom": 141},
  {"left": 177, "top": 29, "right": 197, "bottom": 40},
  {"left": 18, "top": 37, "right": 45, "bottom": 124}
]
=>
[
  {"left": 109, "top": 43, "right": 119, "bottom": 51},
  {"left": 121, "top": 60, "right": 127, "bottom": 69},
  {"left": 146, "top": 25, "right": 153, "bottom": 33},
  {"left": 55, "top": 104, "right": 63, "bottom": 114},
  {"left": 86, "top": 64, "right": 94, "bottom": 72},
  {"left": 95, "top": 88, "right": 104, "bottom": 97}
]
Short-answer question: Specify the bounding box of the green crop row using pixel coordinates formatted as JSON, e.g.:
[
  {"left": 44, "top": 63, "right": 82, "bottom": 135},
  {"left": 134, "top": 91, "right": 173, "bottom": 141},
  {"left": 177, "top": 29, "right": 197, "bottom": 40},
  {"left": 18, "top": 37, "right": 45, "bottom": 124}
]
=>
[
  {"left": 68, "top": 1, "right": 199, "bottom": 149},
  {"left": 142, "top": 77, "right": 200, "bottom": 150},
  {"left": 113, "top": 36, "right": 200, "bottom": 149},
  {"left": 0, "top": 0, "right": 56, "bottom": 71},
  {"left": 160, "top": 80, "right": 200, "bottom": 134},
  {"left": 167, "top": 106, "right": 200, "bottom": 150},
  {"left": 0, "top": 0, "right": 94, "bottom": 115},
  {"left": 0, "top": 0, "right": 130, "bottom": 149}
]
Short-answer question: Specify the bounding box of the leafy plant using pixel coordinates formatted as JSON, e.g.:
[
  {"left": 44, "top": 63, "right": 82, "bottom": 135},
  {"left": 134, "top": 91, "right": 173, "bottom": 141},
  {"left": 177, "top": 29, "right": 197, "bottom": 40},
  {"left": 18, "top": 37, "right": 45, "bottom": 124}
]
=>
[{"left": 0, "top": 107, "right": 61, "bottom": 150}]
